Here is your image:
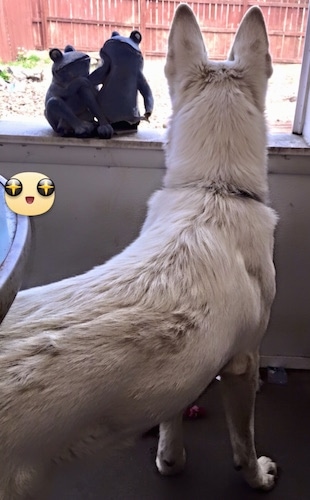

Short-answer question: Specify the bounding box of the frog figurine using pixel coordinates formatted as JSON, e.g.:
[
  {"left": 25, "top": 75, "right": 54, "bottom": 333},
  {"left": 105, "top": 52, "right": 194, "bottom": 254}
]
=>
[
  {"left": 45, "top": 45, "right": 110, "bottom": 138},
  {"left": 88, "top": 30, "right": 154, "bottom": 139}
]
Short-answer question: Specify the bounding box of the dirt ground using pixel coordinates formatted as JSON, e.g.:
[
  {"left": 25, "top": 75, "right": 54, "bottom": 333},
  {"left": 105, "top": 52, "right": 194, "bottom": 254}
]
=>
[{"left": 0, "top": 55, "right": 301, "bottom": 133}]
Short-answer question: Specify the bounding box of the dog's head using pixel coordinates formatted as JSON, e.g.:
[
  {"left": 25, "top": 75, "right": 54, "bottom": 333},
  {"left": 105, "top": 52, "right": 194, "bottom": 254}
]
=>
[
  {"left": 165, "top": 4, "right": 272, "bottom": 113},
  {"left": 164, "top": 4, "right": 273, "bottom": 190}
]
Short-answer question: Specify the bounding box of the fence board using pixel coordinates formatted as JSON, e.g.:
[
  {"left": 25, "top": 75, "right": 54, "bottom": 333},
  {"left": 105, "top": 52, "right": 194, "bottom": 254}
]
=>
[
  {"left": 0, "top": 0, "right": 308, "bottom": 63},
  {"left": 0, "top": 0, "right": 34, "bottom": 62}
]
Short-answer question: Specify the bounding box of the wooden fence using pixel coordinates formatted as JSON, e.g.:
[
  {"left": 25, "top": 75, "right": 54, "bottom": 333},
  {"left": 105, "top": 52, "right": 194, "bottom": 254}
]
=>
[{"left": 0, "top": 0, "right": 309, "bottom": 63}]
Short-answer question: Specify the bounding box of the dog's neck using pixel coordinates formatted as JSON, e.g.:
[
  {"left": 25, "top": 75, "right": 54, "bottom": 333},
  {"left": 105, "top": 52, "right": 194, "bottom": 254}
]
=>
[
  {"left": 204, "top": 182, "right": 264, "bottom": 204},
  {"left": 163, "top": 87, "right": 269, "bottom": 205},
  {"left": 164, "top": 180, "right": 265, "bottom": 204}
]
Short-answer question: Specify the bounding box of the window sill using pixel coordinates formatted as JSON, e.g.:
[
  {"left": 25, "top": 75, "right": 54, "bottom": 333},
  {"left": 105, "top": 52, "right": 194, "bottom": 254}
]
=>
[
  {"left": 0, "top": 118, "right": 163, "bottom": 150},
  {"left": 0, "top": 118, "right": 309, "bottom": 155}
]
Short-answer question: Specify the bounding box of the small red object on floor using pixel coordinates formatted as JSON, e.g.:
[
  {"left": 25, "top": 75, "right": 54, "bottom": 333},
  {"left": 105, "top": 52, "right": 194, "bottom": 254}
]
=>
[{"left": 183, "top": 405, "right": 206, "bottom": 419}]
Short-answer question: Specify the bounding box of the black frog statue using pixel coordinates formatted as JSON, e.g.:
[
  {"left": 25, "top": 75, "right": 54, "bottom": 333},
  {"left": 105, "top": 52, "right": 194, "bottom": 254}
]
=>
[
  {"left": 45, "top": 31, "right": 154, "bottom": 139},
  {"left": 45, "top": 45, "right": 104, "bottom": 138},
  {"left": 89, "top": 30, "right": 154, "bottom": 138}
]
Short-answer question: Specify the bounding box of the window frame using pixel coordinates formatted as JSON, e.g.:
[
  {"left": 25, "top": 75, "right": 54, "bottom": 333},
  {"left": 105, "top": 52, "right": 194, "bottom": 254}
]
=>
[{"left": 293, "top": 0, "right": 310, "bottom": 143}]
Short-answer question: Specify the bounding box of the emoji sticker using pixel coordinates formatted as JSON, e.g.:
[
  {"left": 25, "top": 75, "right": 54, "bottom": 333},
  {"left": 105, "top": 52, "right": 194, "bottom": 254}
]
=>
[{"left": 4, "top": 172, "right": 55, "bottom": 216}]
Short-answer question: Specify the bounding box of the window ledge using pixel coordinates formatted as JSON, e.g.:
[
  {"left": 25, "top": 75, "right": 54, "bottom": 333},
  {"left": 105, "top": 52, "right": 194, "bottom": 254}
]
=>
[
  {"left": 0, "top": 118, "right": 163, "bottom": 150},
  {"left": 0, "top": 118, "right": 309, "bottom": 155}
]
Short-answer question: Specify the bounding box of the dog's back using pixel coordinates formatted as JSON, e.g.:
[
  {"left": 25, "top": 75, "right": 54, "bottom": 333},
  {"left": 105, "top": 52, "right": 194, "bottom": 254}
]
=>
[{"left": 0, "top": 5, "right": 277, "bottom": 498}]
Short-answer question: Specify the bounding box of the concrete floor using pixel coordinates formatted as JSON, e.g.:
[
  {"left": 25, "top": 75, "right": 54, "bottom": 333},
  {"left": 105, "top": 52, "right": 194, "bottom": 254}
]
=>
[{"left": 44, "top": 370, "right": 309, "bottom": 500}]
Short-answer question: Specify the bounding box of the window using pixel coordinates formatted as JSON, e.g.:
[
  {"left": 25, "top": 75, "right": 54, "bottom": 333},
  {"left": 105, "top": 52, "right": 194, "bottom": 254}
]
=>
[{"left": 0, "top": 0, "right": 309, "bottom": 142}]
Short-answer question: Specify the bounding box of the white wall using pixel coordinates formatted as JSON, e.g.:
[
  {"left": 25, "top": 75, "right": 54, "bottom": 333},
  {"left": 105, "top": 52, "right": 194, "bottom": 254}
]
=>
[{"left": 1, "top": 121, "right": 310, "bottom": 368}]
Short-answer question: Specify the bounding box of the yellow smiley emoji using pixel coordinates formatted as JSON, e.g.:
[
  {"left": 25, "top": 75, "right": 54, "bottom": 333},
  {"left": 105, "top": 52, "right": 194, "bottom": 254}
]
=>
[{"left": 4, "top": 172, "right": 55, "bottom": 216}]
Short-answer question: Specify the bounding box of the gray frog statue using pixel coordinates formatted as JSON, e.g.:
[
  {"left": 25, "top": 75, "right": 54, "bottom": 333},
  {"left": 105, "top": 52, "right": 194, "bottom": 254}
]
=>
[{"left": 45, "top": 31, "right": 154, "bottom": 139}]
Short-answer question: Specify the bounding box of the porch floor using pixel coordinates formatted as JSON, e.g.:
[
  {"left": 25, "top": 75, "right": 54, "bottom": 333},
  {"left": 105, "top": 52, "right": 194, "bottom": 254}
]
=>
[{"left": 45, "top": 370, "right": 310, "bottom": 500}]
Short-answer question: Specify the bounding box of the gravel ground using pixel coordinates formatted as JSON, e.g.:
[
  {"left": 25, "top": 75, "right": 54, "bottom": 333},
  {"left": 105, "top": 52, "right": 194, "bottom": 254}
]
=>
[{"left": 0, "top": 54, "right": 301, "bottom": 133}]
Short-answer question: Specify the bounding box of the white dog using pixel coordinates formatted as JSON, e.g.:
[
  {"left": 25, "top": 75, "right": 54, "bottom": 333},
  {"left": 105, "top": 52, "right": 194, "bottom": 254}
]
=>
[{"left": 0, "top": 4, "right": 278, "bottom": 498}]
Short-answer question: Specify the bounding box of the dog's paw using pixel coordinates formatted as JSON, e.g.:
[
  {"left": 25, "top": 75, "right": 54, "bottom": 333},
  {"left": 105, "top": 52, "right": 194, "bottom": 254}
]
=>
[
  {"left": 257, "top": 456, "right": 277, "bottom": 490},
  {"left": 156, "top": 448, "right": 186, "bottom": 476},
  {"left": 246, "top": 456, "right": 277, "bottom": 490}
]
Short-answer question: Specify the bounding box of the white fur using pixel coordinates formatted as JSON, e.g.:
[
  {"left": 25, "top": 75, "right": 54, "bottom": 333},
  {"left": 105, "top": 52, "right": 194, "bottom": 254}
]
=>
[{"left": 0, "top": 5, "right": 278, "bottom": 498}]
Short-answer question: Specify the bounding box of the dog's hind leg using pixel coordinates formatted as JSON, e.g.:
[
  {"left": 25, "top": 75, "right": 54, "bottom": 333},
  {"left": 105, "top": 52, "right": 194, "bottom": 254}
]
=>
[
  {"left": 156, "top": 413, "right": 186, "bottom": 476},
  {"left": 220, "top": 352, "right": 277, "bottom": 490}
]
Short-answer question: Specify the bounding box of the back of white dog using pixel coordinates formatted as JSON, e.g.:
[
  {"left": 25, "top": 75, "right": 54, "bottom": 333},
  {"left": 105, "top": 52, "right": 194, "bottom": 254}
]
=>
[{"left": 0, "top": 4, "right": 277, "bottom": 498}]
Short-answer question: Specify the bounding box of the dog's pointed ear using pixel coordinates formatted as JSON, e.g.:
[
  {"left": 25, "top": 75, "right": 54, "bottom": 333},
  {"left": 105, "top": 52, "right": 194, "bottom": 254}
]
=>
[
  {"left": 228, "top": 6, "right": 272, "bottom": 79},
  {"left": 165, "top": 4, "right": 206, "bottom": 83}
]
